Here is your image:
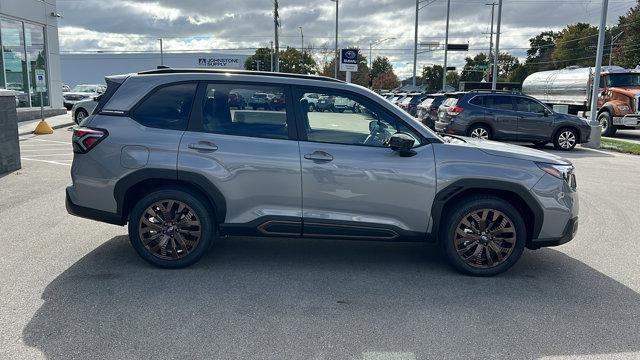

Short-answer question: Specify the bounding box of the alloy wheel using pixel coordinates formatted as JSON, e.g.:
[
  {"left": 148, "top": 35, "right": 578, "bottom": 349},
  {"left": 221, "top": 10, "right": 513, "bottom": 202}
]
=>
[
  {"left": 470, "top": 127, "right": 489, "bottom": 139},
  {"left": 138, "top": 200, "right": 201, "bottom": 260},
  {"left": 600, "top": 117, "right": 609, "bottom": 134},
  {"left": 558, "top": 130, "right": 576, "bottom": 149},
  {"left": 453, "top": 208, "right": 517, "bottom": 268},
  {"left": 76, "top": 111, "right": 87, "bottom": 122}
]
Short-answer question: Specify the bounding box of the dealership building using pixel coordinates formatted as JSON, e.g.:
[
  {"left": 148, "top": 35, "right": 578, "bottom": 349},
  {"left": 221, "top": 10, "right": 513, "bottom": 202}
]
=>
[
  {"left": 61, "top": 52, "right": 250, "bottom": 87},
  {"left": 0, "top": 0, "right": 63, "bottom": 112}
]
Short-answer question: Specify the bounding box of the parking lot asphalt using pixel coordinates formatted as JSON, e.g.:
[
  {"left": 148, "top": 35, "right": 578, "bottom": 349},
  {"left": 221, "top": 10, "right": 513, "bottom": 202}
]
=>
[{"left": 1, "top": 130, "right": 640, "bottom": 360}]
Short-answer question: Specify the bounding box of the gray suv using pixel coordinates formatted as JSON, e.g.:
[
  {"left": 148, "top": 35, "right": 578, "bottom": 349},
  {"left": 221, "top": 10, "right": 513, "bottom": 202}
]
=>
[
  {"left": 66, "top": 69, "right": 579, "bottom": 276},
  {"left": 435, "top": 91, "right": 592, "bottom": 150}
]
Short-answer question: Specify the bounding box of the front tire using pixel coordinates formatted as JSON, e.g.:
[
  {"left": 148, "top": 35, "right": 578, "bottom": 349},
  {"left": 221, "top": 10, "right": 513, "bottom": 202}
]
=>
[
  {"left": 440, "top": 196, "right": 526, "bottom": 276},
  {"left": 553, "top": 127, "right": 578, "bottom": 151},
  {"left": 74, "top": 109, "right": 89, "bottom": 124},
  {"left": 128, "top": 189, "right": 214, "bottom": 268},
  {"left": 598, "top": 111, "right": 617, "bottom": 137}
]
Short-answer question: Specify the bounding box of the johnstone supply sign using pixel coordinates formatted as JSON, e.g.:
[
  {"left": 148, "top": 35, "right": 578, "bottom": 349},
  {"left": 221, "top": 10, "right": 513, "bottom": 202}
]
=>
[
  {"left": 197, "top": 57, "right": 242, "bottom": 68},
  {"left": 340, "top": 49, "right": 358, "bottom": 72}
]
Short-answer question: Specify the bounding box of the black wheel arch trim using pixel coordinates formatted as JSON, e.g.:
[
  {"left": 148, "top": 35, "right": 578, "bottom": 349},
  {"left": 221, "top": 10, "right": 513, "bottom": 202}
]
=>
[
  {"left": 113, "top": 168, "right": 227, "bottom": 224},
  {"left": 430, "top": 179, "right": 544, "bottom": 241}
]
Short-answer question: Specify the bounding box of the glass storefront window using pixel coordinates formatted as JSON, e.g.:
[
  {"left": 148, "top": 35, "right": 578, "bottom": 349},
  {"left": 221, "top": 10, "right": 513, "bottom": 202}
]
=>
[
  {"left": 25, "top": 22, "right": 48, "bottom": 107},
  {"left": 1, "top": 17, "right": 48, "bottom": 108},
  {"left": 1, "top": 18, "right": 29, "bottom": 107}
]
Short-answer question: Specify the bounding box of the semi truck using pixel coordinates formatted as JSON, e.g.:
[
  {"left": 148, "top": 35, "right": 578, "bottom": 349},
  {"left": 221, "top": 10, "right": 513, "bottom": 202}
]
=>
[{"left": 522, "top": 65, "right": 640, "bottom": 136}]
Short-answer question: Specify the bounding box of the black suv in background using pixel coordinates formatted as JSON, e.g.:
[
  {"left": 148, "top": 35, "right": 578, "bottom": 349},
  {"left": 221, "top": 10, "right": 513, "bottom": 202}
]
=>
[
  {"left": 435, "top": 91, "right": 591, "bottom": 150},
  {"left": 416, "top": 94, "right": 446, "bottom": 129}
]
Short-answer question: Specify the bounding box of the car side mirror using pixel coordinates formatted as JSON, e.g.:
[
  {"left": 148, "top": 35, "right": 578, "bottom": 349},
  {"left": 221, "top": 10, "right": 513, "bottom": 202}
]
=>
[
  {"left": 388, "top": 132, "right": 416, "bottom": 157},
  {"left": 93, "top": 94, "right": 102, "bottom": 102}
]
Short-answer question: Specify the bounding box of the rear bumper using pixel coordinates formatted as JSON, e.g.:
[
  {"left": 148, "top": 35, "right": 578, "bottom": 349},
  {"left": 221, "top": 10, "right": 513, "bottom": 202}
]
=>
[{"left": 66, "top": 186, "right": 125, "bottom": 226}]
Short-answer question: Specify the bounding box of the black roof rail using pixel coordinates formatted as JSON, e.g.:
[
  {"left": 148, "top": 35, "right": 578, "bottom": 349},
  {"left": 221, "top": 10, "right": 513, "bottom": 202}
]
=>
[
  {"left": 137, "top": 67, "right": 344, "bottom": 83},
  {"left": 467, "top": 89, "right": 522, "bottom": 94}
]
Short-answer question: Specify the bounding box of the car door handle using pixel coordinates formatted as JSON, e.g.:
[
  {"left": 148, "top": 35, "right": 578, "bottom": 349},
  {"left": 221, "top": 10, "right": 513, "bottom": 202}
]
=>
[
  {"left": 188, "top": 142, "right": 218, "bottom": 152},
  {"left": 304, "top": 151, "right": 333, "bottom": 162}
]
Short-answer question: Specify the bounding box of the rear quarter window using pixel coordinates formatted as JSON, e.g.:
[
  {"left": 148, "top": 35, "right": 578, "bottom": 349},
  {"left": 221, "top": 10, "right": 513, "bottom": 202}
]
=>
[
  {"left": 131, "top": 82, "right": 197, "bottom": 131},
  {"left": 442, "top": 97, "right": 459, "bottom": 107}
]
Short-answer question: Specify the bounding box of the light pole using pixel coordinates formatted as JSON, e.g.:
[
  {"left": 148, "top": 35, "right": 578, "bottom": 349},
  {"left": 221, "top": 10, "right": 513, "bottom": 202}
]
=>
[
  {"left": 486, "top": 2, "right": 496, "bottom": 81},
  {"left": 330, "top": 0, "right": 339, "bottom": 78},
  {"left": 413, "top": 0, "right": 419, "bottom": 86},
  {"left": 609, "top": 30, "right": 623, "bottom": 66},
  {"left": 491, "top": 0, "right": 503, "bottom": 90},
  {"left": 158, "top": 38, "right": 164, "bottom": 66},
  {"left": 255, "top": 59, "right": 262, "bottom": 71},
  {"left": 442, "top": 0, "right": 451, "bottom": 91},
  {"left": 299, "top": 26, "right": 304, "bottom": 72},
  {"left": 585, "top": 0, "right": 609, "bottom": 149},
  {"left": 270, "top": 40, "right": 274, "bottom": 71}
]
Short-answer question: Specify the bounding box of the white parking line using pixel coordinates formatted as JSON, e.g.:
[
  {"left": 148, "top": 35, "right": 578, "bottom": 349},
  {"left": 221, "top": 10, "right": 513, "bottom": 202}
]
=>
[
  {"left": 19, "top": 143, "right": 70, "bottom": 147},
  {"left": 20, "top": 148, "right": 72, "bottom": 152},
  {"left": 21, "top": 157, "right": 72, "bottom": 166},
  {"left": 23, "top": 153, "right": 73, "bottom": 157},
  {"left": 20, "top": 138, "right": 71, "bottom": 145}
]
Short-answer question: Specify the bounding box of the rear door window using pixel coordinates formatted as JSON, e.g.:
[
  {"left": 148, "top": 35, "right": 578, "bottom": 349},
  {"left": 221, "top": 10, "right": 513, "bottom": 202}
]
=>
[
  {"left": 198, "top": 83, "right": 290, "bottom": 140},
  {"left": 131, "top": 82, "right": 197, "bottom": 130},
  {"left": 485, "top": 95, "right": 515, "bottom": 111}
]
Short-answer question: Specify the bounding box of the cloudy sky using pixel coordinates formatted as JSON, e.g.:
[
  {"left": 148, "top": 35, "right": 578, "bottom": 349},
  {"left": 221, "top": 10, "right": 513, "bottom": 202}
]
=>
[{"left": 56, "top": 0, "right": 637, "bottom": 78}]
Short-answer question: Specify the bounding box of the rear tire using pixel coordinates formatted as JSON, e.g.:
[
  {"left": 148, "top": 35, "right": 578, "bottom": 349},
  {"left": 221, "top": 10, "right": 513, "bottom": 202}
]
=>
[
  {"left": 598, "top": 111, "right": 617, "bottom": 137},
  {"left": 468, "top": 124, "right": 492, "bottom": 140},
  {"left": 553, "top": 127, "right": 578, "bottom": 151},
  {"left": 440, "top": 196, "right": 526, "bottom": 276},
  {"left": 128, "top": 189, "right": 214, "bottom": 268}
]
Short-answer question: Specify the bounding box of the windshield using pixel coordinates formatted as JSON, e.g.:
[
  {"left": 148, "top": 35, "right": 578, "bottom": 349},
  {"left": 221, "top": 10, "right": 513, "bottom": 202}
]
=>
[
  {"left": 72, "top": 85, "right": 98, "bottom": 93},
  {"left": 607, "top": 73, "right": 640, "bottom": 87}
]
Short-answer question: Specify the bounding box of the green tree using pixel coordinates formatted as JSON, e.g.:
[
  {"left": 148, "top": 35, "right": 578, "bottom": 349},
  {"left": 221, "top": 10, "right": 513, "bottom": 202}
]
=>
[
  {"left": 446, "top": 71, "right": 460, "bottom": 90},
  {"left": 460, "top": 53, "right": 489, "bottom": 82},
  {"left": 552, "top": 23, "right": 599, "bottom": 67},
  {"left": 278, "top": 47, "right": 318, "bottom": 74},
  {"left": 244, "top": 47, "right": 317, "bottom": 74},
  {"left": 525, "top": 30, "right": 559, "bottom": 71},
  {"left": 497, "top": 52, "right": 521, "bottom": 81},
  {"left": 371, "top": 56, "right": 393, "bottom": 77},
  {"left": 320, "top": 48, "right": 370, "bottom": 87},
  {"left": 244, "top": 47, "right": 273, "bottom": 71},
  {"left": 613, "top": 1, "right": 640, "bottom": 68},
  {"left": 421, "top": 65, "right": 443, "bottom": 91}
]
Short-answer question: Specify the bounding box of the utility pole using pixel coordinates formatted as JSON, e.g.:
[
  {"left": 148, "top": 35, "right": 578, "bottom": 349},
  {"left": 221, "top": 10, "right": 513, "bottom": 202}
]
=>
[
  {"left": 442, "top": 0, "right": 451, "bottom": 91},
  {"left": 609, "top": 30, "right": 623, "bottom": 66},
  {"left": 270, "top": 41, "right": 274, "bottom": 71},
  {"left": 255, "top": 60, "right": 262, "bottom": 71},
  {"left": 486, "top": 2, "right": 496, "bottom": 81},
  {"left": 491, "top": 0, "right": 503, "bottom": 90},
  {"left": 413, "top": 0, "right": 419, "bottom": 86},
  {"left": 158, "top": 38, "right": 164, "bottom": 66},
  {"left": 273, "top": 0, "right": 280, "bottom": 72},
  {"left": 335, "top": 0, "right": 339, "bottom": 79},
  {"left": 585, "top": 0, "right": 609, "bottom": 149}
]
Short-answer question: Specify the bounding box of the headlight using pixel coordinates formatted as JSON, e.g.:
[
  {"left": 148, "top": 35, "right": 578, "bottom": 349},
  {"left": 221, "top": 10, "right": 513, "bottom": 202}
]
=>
[
  {"left": 536, "top": 162, "right": 577, "bottom": 189},
  {"left": 618, "top": 105, "right": 630, "bottom": 112}
]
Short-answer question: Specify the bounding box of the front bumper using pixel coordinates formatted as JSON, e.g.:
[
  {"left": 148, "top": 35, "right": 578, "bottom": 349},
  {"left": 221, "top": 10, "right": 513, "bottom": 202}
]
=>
[
  {"left": 613, "top": 114, "right": 640, "bottom": 127},
  {"left": 529, "top": 217, "right": 578, "bottom": 249}
]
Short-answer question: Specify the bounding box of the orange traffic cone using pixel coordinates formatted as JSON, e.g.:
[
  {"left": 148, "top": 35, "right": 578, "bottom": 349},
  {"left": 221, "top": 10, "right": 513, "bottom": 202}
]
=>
[{"left": 33, "top": 120, "right": 53, "bottom": 135}]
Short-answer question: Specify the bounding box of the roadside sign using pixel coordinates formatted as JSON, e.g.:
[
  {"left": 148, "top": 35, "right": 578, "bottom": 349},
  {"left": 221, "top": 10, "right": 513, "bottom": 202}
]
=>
[
  {"left": 35, "top": 69, "right": 46, "bottom": 93},
  {"left": 476, "top": 64, "right": 489, "bottom": 70},
  {"left": 446, "top": 44, "right": 469, "bottom": 51},
  {"left": 446, "top": 66, "right": 456, "bottom": 71},
  {"left": 339, "top": 49, "right": 358, "bottom": 72}
]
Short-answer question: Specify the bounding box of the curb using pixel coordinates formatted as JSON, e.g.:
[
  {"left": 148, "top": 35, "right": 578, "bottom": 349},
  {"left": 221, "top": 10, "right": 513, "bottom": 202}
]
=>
[{"left": 18, "top": 121, "right": 75, "bottom": 136}]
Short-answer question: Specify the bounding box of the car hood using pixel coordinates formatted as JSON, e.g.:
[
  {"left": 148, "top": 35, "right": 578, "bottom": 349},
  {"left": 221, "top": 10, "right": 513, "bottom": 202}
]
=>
[{"left": 447, "top": 136, "right": 571, "bottom": 165}]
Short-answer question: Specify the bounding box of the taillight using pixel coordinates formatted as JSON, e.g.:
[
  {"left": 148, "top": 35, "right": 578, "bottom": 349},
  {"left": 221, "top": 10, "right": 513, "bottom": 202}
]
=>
[
  {"left": 447, "top": 106, "right": 464, "bottom": 116},
  {"left": 72, "top": 127, "right": 108, "bottom": 153},
  {"left": 430, "top": 105, "right": 438, "bottom": 112}
]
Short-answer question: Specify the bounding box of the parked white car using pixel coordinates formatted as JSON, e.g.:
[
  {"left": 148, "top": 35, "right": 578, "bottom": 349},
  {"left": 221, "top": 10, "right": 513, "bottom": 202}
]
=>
[
  {"left": 63, "top": 84, "right": 106, "bottom": 110},
  {"left": 71, "top": 97, "right": 99, "bottom": 124}
]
